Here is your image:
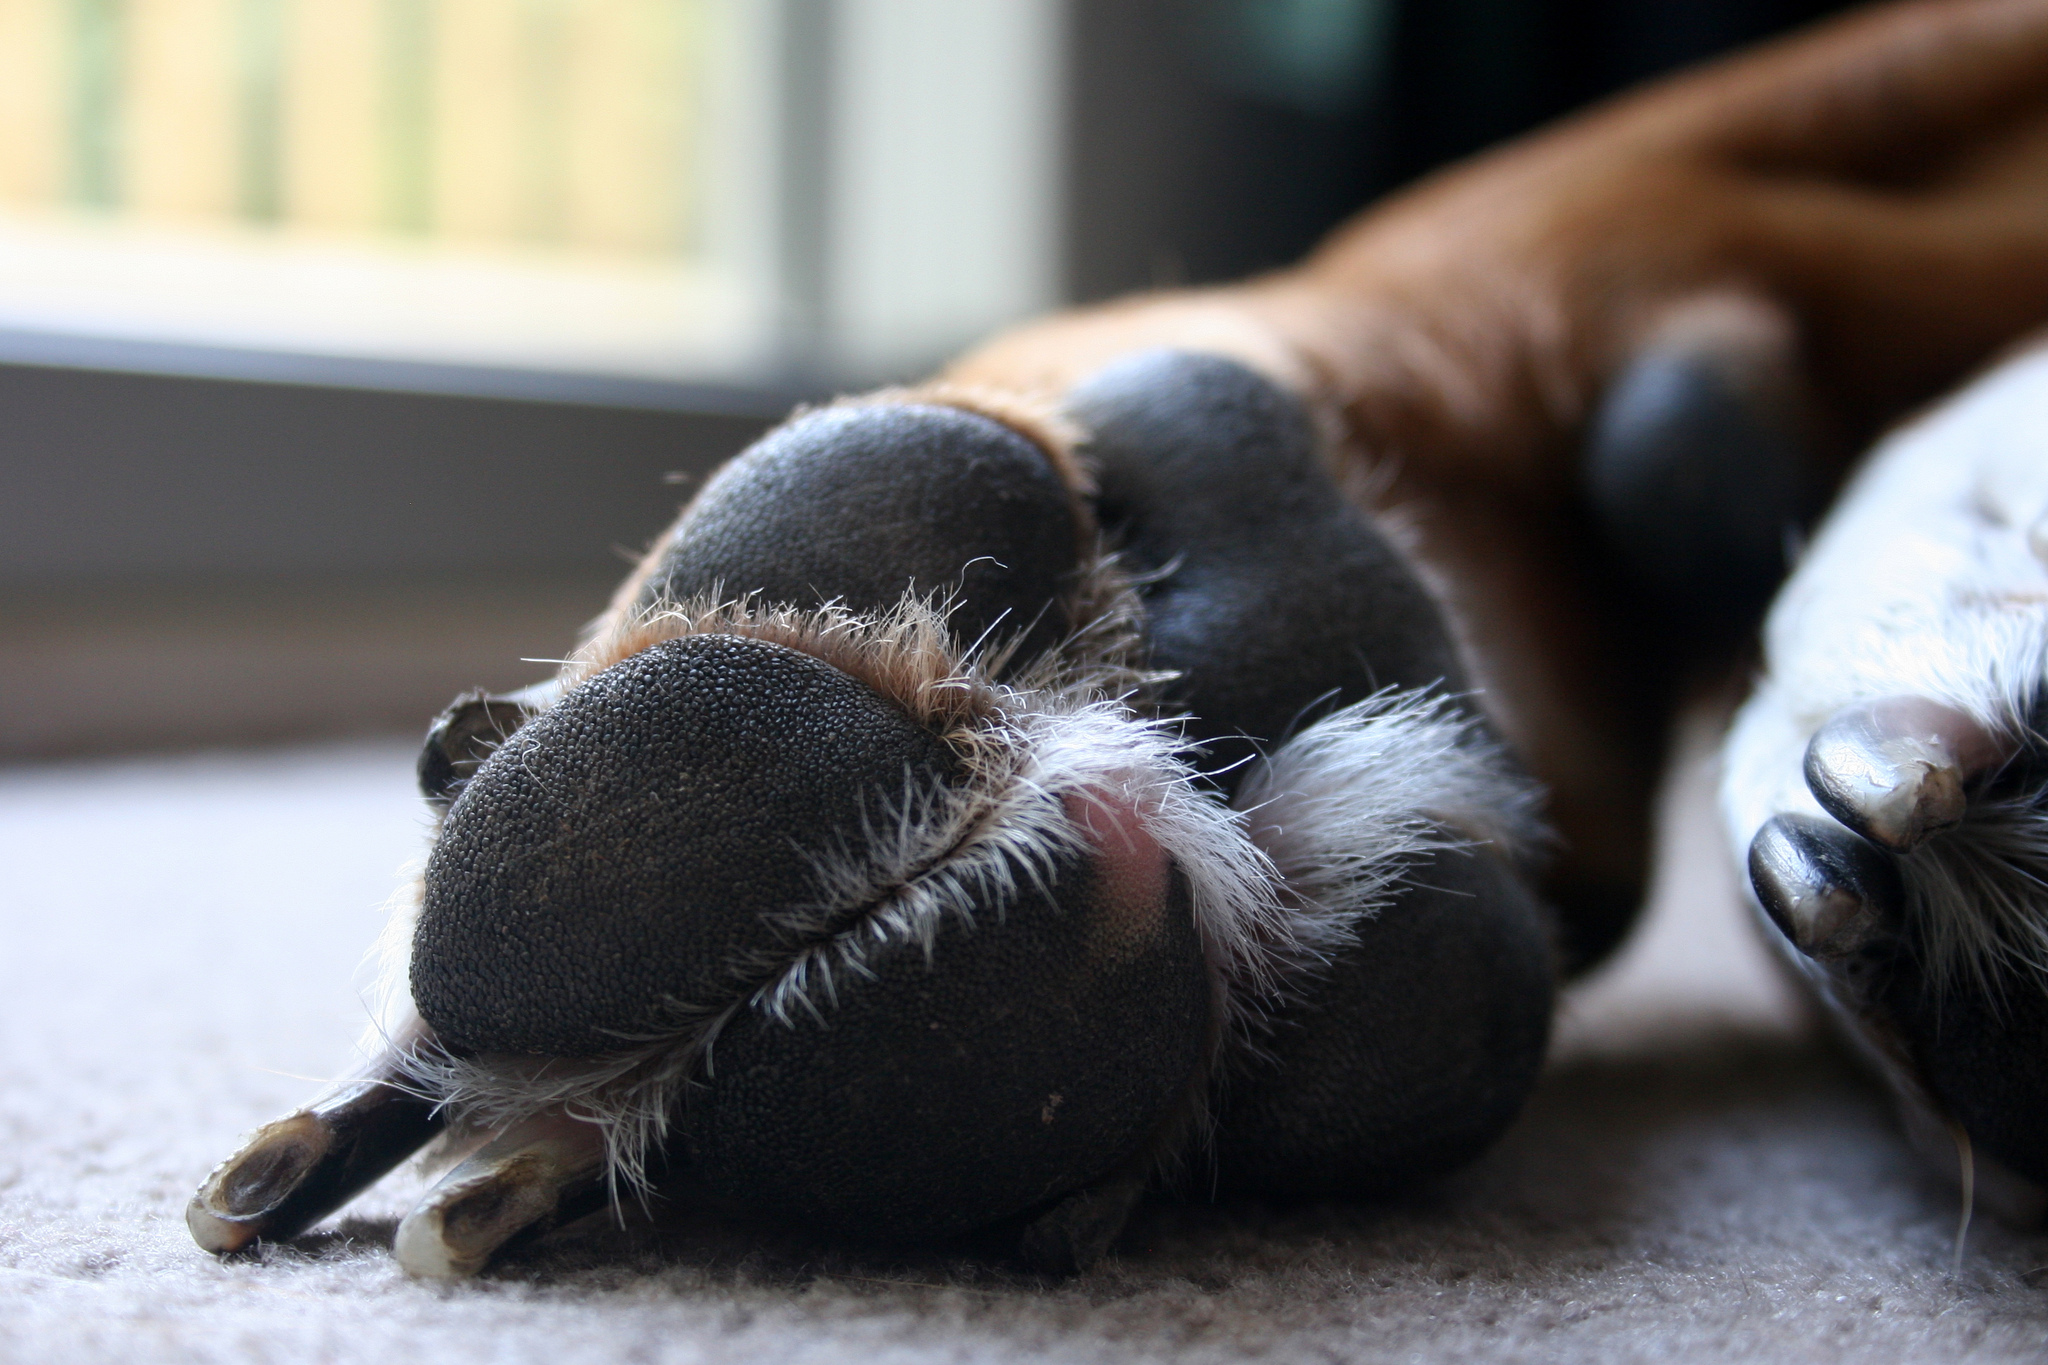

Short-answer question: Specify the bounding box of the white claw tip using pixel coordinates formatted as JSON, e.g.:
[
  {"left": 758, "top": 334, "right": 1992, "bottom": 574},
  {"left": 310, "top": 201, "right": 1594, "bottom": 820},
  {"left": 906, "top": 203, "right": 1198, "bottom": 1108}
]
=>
[
  {"left": 185, "top": 1199, "right": 254, "bottom": 1255},
  {"left": 393, "top": 1202, "right": 484, "bottom": 1281},
  {"left": 392, "top": 1111, "right": 607, "bottom": 1280}
]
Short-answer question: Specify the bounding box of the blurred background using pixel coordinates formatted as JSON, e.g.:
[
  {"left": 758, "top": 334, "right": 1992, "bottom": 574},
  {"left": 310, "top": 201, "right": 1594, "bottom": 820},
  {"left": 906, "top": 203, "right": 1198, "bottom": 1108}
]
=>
[{"left": 4, "top": 0, "right": 1849, "bottom": 759}]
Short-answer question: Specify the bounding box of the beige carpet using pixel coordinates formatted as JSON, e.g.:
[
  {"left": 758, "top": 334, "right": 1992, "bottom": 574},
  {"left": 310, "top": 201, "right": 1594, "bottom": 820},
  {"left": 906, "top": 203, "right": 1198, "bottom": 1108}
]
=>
[{"left": 3, "top": 713, "right": 2045, "bottom": 1363}]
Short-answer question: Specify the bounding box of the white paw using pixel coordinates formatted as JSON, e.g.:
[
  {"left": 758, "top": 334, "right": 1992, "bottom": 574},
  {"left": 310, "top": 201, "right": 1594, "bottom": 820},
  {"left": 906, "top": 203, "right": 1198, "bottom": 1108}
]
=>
[{"left": 1721, "top": 339, "right": 2048, "bottom": 1208}]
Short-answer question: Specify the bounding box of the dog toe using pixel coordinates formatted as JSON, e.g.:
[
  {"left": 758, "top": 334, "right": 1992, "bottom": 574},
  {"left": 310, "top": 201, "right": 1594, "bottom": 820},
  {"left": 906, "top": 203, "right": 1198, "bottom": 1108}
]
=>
[
  {"left": 1748, "top": 811, "right": 1902, "bottom": 961},
  {"left": 1802, "top": 696, "right": 2004, "bottom": 852}
]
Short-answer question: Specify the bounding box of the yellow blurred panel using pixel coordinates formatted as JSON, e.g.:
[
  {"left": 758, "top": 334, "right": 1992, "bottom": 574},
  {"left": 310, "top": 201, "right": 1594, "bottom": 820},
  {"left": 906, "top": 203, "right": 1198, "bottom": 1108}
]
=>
[
  {"left": 562, "top": 0, "right": 691, "bottom": 255},
  {"left": 380, "top": 0, "right": 432, "bottom": 234},
  {"left": 666, "top": 0, "right": 706, "bottom": 256},
  {"left": 0, "top": 0, "right": 715, "bottom": 253},
  {"left": 0, "top": 0, "right": 65, "bottom": 205},
  {"left": 126, "top": 0, "right": 238, "bottom": 220},
  {"left": 431, "top": 0, "right": 521, "bottom": 242},
  {"left": 0, "top": 0, "right": 62, "bottom": 205},
  {"left": 0, "top": 0, "right": 771, "bottom": 379},
  {"left": 283, "top": 0, "right": 380, "bottom": 232}
]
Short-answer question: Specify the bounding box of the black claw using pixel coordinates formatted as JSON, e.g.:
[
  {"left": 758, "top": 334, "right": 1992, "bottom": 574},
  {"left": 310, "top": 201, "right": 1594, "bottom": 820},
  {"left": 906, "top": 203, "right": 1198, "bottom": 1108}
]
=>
[
  {"left": 1748, "top": 813, "right": 1902, "bottom": 961},
  {"left": 419, "top": 688, "right": 546, "bottom": 807},
  {"left": 189, "top": 1077, "right": 444, "bottom": 1253},
  {"left": 1803, "top": 697, "right": 1992, "bottom": 852},
  {"left": 1017, "top": 1168, "right": 1148, "bottom": 1276}
]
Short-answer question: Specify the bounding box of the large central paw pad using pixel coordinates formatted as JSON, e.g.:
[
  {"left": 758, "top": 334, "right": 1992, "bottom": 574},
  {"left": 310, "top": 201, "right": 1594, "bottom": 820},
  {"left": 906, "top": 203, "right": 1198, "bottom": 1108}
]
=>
[{"left": 416, "top": 628, "right": 1213, "bottom": 1239}]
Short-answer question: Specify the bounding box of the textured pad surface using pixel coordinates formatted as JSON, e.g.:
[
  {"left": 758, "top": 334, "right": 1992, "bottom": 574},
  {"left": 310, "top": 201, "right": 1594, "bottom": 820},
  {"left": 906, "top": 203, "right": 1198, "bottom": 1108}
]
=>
[
  {"left": 1071, "top": 350, "right": 1470, "bottom": 791},
  {"left": 413, "top": 634, "right": 958, "bottom": 1056},
  {"left": 1209, "top": 844, "right": 1554, "bottom": 1195},
  {"left": 639, "top": 403, "right": 1082, "bottom": 668},
  {"left": 680, "top": 869, "right": 1208, "bottom": 1238}
]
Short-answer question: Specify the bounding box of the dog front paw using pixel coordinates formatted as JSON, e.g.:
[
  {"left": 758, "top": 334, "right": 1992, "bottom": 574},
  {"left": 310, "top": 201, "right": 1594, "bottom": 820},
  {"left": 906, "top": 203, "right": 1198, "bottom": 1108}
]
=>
[{"left": 1723, "top": 344, "right": 2048, "bottom": 1215}]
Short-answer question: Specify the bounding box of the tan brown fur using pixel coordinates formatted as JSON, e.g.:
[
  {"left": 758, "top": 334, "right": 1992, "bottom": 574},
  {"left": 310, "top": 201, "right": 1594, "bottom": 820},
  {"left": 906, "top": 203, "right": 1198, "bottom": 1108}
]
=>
[
  {"left": 942, "top": 0, "right": 2048, "bottom": 916},
  {"left": 570, "top": 594, "right": 1001, "bottom": 742}
]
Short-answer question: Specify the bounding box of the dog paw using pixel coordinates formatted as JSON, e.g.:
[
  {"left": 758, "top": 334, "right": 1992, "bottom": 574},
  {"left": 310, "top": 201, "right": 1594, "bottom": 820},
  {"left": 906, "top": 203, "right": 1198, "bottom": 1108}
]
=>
[
  {"left": 1723, "top": 343, "right": 2048, "bottom": 1208},
  {"left": 195, "top": 352, "right": 1563, "bottom": 1277}
]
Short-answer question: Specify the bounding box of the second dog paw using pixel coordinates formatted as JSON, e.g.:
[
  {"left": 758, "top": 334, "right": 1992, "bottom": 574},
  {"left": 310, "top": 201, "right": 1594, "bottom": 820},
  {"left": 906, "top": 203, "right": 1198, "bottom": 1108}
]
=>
[{"left": 1723, "top": 343, "right": 2048, "bottom": 1209}]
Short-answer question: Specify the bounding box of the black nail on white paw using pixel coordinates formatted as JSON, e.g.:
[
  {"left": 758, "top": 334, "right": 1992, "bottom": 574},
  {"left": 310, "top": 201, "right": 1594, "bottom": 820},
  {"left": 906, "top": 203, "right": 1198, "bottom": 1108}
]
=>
[
  {"left": 1802, "top": 696, "right": 1999, "bottom": 852},
  {"left": 1749, "top": 813, "right": 1902, "bottom": 960}
]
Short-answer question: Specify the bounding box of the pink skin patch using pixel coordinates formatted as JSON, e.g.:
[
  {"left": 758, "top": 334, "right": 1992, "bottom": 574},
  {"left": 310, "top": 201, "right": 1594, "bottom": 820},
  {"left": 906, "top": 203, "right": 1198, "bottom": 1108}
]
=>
[{"left": 1062, "top": 788, "right": 1174, "bottom": 941}]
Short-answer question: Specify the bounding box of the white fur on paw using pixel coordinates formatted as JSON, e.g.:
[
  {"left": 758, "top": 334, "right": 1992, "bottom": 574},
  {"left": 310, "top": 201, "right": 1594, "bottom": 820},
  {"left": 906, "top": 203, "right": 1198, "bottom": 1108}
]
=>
[{"left": 1722, "top": 340, "right": 2048, "bottom": 993}]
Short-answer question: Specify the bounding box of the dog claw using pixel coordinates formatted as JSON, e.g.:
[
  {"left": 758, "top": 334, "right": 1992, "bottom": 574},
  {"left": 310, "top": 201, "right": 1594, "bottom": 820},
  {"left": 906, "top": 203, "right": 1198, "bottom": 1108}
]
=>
[
  {"left": 418, "top": 682, "right": 555, "bottom": 807},
  {"left": 393, "top": 1110, "right": 608, "bottom": 1280},
  {"left": 1017, "top": 1165, "right": 1149, "bottom": 1276},
  {"left": 188, "top": 1072, "right": 443, "bottom": 1253},
  {"left": 1748, "top": 813, "right": 1902, "bottom": 960},
  {"left": 1803, "top": 697, "right": 2000, "bottom": 852}
]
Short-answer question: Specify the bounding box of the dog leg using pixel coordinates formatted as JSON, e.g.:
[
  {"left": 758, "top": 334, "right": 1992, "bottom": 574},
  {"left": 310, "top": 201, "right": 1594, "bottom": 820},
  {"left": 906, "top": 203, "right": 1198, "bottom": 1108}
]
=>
[{"left": 953, "top": 0, "right": 2048, "bottom": 948}]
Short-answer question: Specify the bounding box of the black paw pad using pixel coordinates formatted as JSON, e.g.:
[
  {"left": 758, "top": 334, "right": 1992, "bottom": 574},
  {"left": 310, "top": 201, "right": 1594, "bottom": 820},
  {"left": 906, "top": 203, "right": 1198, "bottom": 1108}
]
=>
[
  {"left": 414, "top": 627, "right": 1213, "bottom": 1241},
  {"left": 1069, "top": 349, "right": 1468, "bottom": 790},
  {"left": 1584, "top": 332, "right": 1810, "bottom": 648},
  {"left": 1890, "top": 967, "right": 2048, "bottom": 1188},
  {"left": 638, "top": 403, "right": 1083, "bottom": 670},
  {"left": 412, "top": 632, "right": 960, "bottom": 1056},
  {"left": 1207, "top": 843, "right": 1553, "bottom": 1195},
  {"left": 676, "top": 854, "right": 1207, "bottom": 1240}
]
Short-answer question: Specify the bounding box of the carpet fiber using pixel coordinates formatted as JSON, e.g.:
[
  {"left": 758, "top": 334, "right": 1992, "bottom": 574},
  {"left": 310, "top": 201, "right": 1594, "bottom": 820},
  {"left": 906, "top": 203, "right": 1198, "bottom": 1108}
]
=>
[{"left": 3, "top": 718, "right": 2045, "bottom": 1362}]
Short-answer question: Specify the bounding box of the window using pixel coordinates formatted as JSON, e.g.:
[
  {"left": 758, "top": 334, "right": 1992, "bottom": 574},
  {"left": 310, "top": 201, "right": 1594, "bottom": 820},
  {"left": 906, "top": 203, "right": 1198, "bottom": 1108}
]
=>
[{"left": 0, "top": 0, "right": 1064, "bottom": 388}]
